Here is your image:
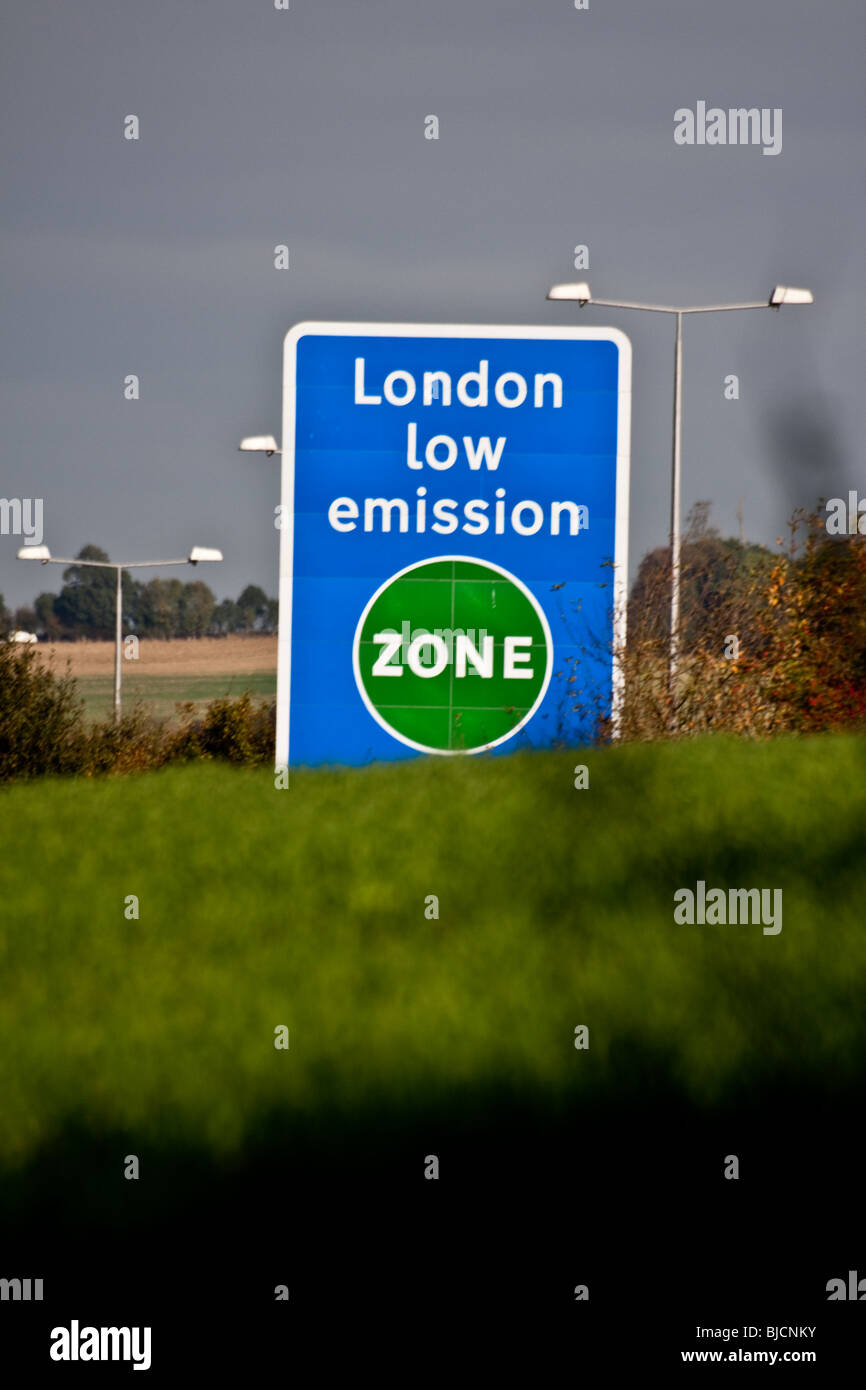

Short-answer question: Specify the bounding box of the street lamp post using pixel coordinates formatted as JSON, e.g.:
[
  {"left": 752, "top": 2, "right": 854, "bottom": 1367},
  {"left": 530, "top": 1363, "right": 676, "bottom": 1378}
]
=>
[
  {"left": 546, "top": 281, "right": 814, "bottom": 728},
  {"left": 17, "top": 545, "right": 223, "bottom": 721}
]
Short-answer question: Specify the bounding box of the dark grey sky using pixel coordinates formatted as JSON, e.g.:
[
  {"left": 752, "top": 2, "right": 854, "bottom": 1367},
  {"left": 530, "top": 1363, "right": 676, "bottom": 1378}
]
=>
[{"left": 2, "top": 0, "right": 863, "bottom": 610}]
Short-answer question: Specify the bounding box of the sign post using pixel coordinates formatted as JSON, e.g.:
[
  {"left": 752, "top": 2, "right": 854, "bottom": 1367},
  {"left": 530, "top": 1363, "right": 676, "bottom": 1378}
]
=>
[{"left": 277, "top": 322, "right": 630, "bottom": 770}]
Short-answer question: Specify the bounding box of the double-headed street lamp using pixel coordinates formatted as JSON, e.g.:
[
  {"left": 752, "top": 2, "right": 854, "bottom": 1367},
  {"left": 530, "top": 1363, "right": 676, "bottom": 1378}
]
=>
[
  {"left": 17, "top": 544, "right": 223, "bottom": 722},
  {"left": 546, "top": 281, "right": 814, "bottom": 728}
]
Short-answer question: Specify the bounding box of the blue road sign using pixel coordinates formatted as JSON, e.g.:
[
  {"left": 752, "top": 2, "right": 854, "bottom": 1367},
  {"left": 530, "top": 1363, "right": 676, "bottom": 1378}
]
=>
[{"left": 277, "top": 322, "right": 631, "bottom": 768}]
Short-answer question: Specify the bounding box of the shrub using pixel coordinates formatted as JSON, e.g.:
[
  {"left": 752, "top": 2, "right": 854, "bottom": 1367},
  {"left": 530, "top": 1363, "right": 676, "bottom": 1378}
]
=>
[
  {"left": 0, "top": 642, "right": 86, "bottom": 781},
  {"left": 164, "top": 694, "right": 275, "bottom": 766},
  {"left": 82, "top": 695, "right": 277, "bottom": 775},
  {"left": 760, "top": 511, "right": 866, "bottom": 732},
  {"left": 83, "top": 706, "right": 175, "bottom": 777}
]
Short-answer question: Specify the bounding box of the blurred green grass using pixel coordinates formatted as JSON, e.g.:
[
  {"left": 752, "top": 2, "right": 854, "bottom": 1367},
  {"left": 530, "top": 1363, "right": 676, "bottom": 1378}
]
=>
[{"left": 0, "top": 734, "right": 864, "bottom": 1174}]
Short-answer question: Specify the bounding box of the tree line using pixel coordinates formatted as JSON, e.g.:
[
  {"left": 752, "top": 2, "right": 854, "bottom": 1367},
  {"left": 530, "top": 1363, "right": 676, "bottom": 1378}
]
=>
[{"left": 1, "top": 545, "right": 277, "bottom": 640}]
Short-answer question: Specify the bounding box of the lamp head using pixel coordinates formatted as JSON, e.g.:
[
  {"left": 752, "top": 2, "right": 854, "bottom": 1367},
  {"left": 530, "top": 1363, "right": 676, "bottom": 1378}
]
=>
[
  {"left": 547, "top": 282, "right": 592, "bottom": 307},
  {"left": 769, "top": 285, "right": 814, "bottom": 308},
  {"left": 239, "top": 435, "right": 280, "bottom": 456}
]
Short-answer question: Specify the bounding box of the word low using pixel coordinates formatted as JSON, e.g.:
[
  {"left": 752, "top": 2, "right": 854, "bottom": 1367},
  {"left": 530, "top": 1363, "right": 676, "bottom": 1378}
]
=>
[
  {"left": 50, "top": 1320, "right": 152, "bottom": 1371},
  {"left": 673, "top": 881, "right": 782, "bottom": 935},
  {"left": 372, "top": 628, "right": 536, "bottom": 681},
  {"left": 405, "top": 422, "right": 504, "bottom": 472}
]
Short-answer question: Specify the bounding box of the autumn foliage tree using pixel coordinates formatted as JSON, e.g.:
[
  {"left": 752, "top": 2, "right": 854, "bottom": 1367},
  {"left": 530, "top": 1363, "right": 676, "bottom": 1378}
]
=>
[
  {"left": 574, "top": 503, "right": 866, "bottom": 742},
  {"left": 760, "top": 510, "right": 866, "bottom": 731}
]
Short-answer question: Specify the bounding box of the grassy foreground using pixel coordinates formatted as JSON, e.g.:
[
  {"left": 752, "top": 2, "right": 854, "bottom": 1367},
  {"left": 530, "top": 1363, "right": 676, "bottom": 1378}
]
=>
[{"left": 0, "top": 735, "right": 864, "bottom": 1180}]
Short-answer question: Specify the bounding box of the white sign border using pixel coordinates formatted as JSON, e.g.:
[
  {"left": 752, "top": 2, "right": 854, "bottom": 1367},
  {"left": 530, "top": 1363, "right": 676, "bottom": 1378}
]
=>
[{"left": 278, "top": 321, "right": 632, "bottom": 770}]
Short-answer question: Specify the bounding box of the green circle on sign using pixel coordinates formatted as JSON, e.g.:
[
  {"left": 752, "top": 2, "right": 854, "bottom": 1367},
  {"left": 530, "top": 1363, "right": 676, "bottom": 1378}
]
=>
[{"left": 353, "top": 555, "right": 553, "bottom": 755}]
